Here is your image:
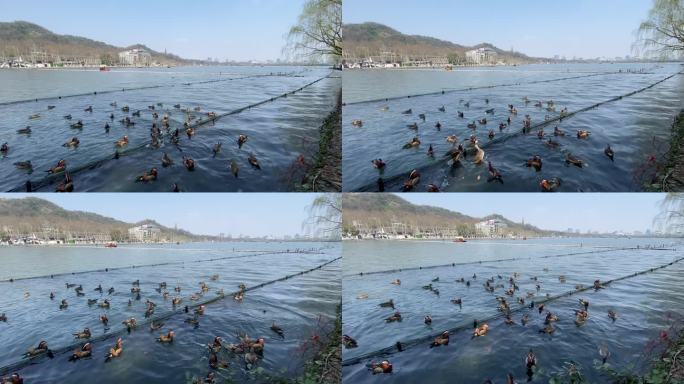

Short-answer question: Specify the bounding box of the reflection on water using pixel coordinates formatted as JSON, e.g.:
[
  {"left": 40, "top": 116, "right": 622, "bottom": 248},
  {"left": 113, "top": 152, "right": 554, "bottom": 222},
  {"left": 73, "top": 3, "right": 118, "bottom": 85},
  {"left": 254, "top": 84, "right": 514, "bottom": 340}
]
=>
[
  {"left": 0, "top": 242, "right": 341, "bottom": 383},
  {"left": 342, "top": 63, "right": 683, "bottom": 192},
  {"left": 342, "top": 238, "right": 684, "bottom": 383},
  {"left": 0, "top": 66, "right": 341, "bottom": 192}
]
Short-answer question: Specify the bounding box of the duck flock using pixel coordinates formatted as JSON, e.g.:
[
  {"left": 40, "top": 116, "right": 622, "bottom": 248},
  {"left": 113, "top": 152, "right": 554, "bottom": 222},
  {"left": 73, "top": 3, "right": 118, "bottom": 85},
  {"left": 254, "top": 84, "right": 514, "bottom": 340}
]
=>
[
  {"left": 0, "top": 276, "right": 289, "bottom": 384},
  {"left": 352, "top": 96, "right": 617, "bottom": 193}
]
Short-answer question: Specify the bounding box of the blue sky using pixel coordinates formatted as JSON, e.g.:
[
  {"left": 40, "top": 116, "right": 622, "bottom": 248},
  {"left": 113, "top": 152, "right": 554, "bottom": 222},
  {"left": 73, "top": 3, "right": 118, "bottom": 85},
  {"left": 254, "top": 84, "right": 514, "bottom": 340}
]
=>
[
  {"left": 399, "top": 193, "right": 666, "bottom": 233},
  {"left": 344, "top": 0, "right": 654, "bottom": 59},
  {"left": 3, "top": 193, "right": 319, "bottom": 237},
  {"left": 1, "top": 0, "right": 305, "bottom": 61}
]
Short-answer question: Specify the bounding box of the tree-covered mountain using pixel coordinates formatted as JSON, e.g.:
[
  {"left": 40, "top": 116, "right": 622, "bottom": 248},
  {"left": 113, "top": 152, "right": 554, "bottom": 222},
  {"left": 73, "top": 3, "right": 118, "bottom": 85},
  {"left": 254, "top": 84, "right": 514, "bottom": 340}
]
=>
[
  {"left": 343, "top": 22, "right": 540, "bottom": 64},
  {"left": 0, "top": 21, "right": 195, "bottom": 65},
  {"left": 0, "top": 197, "right": 210, "bottom": 241}
]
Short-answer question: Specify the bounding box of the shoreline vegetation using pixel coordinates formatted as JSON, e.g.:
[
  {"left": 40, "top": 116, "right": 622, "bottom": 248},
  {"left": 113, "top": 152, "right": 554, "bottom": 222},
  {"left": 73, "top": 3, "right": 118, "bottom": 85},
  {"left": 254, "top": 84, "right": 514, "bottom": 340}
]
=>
[
  {"left": 298, "top": 88, "right": 342, "bottom": 192},
  {"left": 652, "top": 110, "right": 684, "bottom": 192}
]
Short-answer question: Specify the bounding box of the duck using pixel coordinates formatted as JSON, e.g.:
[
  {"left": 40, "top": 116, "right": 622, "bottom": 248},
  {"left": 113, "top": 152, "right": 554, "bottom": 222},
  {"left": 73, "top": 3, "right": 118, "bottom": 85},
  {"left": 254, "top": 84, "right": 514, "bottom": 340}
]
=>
[
  {"left": 521, "top": 314, "right": 530, "bottom": 326},
  {"left": 183, "top": 157, "right": 195, "bottom": 171},
  {"left": 418, "top": 113, "right": 426, "bottom": 121},
  {"left": 577, "top": 130, "right": 590, "bottom": 139},
  {"left": 608, "top": 309, "right": 618, "bottom": 321},
  {"left": 29, "top": 114, "right": 40, "bottom": 120},
  {"left": 604, "top": 145, "right": 614, "bottom": 161},
  {"left": 370, "top": 360, "right": 393, "bottom": 374},
  {"left": 132, "top": 110, "right": 141, "bottom": 117},
  {"left": 106, "top": 338, "right": 123, "bottom": 361},
  {"left": 407, "top": 122, "right": 418, "bottom": 130},
  {"left": 540, "top": 178, "right": 562, "bottom": 192},
  {"left": 194, "top": 305, "right": 206, "bottom": 315},
  {"left": 73, "top": 328, "right": 91, "bottom": 339},
  {"left": 212, "top": 142, "right": 222, "bottom": 157},
  {"left": 390, "top": 279, "right": 401, "bottom": 285},
  {"left": 64, "top": 114, "right": 73, "bottom": 120},
  {"left": 59, "top": 299, "right": 68, "bottom": 309},
  {"left": 579, "top": 298, "right": 589, "bottom": 309},
  {"left": 427, "top": 144, "right": 434, "bottom": 157},
  {"left": 238, "top": 135, "right": 248, "bottom": 149},
  {"left": 270, "top": 321, "right": 284, "bottom": 337},
  {"left": 472, "top": 144, "right": 485, "bottom": 164},
  {"left": 230, "top": 159, "right": 239, "bottom": 178},
  {"left": 565, "top": 153, "right": 584, "bottom": 167},
  {"left": 70, "top": 120, "right": 84, "bottom": 129},
  {"left": 157, "top": 330, "right": 175, "bottom": 343},
  {"left": 403, "top": 137, "right": 421, "bottom": 149},
  {"left": 473, "top": 323, "right": 489, "bottom": 337},
  {"left": 162, "top": 152, "right": 173, "bottom": 167},
  {"left": 122, "top": 318, "right": 137, "bottom": 330},
  {"left": 526, "top": 156, "right": 543, "bottom": 171},
  {"left": 0, "top": 142, "right": 8, "bottom": 154},
  {"left": 378, "top": 299, "right": 394, "bottom": 309},
  {"left": 599, "top": 344, "right": 611, "bottom": 364},
  {"left": 488, "top": 130, "right": 495, "bottom": 139},
  {"left": 499, "top": 123, "right": 507, "bottom": 131},
  {"left": 451, "top": 298, "right": 463, "bottom": 306},
  {"left": 487, "top": 162, "right": 503, "bottom": 183},
  {"left": 87, "top": 298, "right": 98, "bottom": 306},
  {"left": 402, "top": 109, "right": 412, "bottom": 115},
  {"left": 63, "top": 137, "right": 80, "bottom": 148},
  {"left": 372, "top": 159, "right": 386, "bottom": 170},
  {"left": 136, "top": 168, "right": 158, "bottom": 183},
  {"left": 100, "top": 315, "right": 109, "bottom": 327},
  {"left": 17, "top": 126, "right": 31, "bottom": 134},
  {"left": 99, "top": 299, "right": 111, "bottom": 309},
  {"left": 438, "top": 105, "right": 446, "bottom": 112},
  {"left": 402, "top": 170, "right": 420, "bottom": 191},
  {"left": 434, "top": 122, "right": 442, "bottom": 130},
  {"left": 430, "top": 331, "right": 449, "bottom": 347},
  {"left": 546, "top": 138, "right": 560, "bottom": 148},
  {"left": 446, "top": 135, "right": 458, "bottom": 144},
  {"left": 248, "top": 153, "right": 261, "bottom": 169},
  {"left": 24, "top": 341, "right": 50, "bottom": 357},
  {"left": 47, "top": 159, "right": 67, "bottom": 174},
  {"left": 84, "top": 106, "right": 93, "bottom": 113},
  {"left": 478, "top": 118, "right": 487, "bottom": 125},
  {"left": 343, "top": 335, "right": 358, "bottom": 348},
  {"left": 115, "top": 136, "right": 129, "bottom": 147},
  {"left": 385, "top": 311, "right": 402, "bottom": 322},
  {"left": 426, "top": 184, "right": 439, "bottom": 192},
  {"left": 467, "top": 122, "right": 477, "bottom": 129},
  {"left": 0, "top": 313, "right": 6, "bottom": 322},
  {"left": 186, "top": 127, "right": 196, "bottom": 138},
  {"left": 68, "top": 342, "right": 91, "bottom": 361}
]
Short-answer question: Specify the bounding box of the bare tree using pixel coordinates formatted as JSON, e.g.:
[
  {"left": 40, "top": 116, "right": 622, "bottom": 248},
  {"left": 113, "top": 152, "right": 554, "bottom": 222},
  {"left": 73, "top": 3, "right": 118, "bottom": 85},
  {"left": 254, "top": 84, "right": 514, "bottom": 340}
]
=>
[
  {"left": 654, "top": 193, "right": 684, "bottom": 235},
  {"left": 285, "top": 0, "right": 342, "bottom": 63},
  {"left": 634, "top": 0, "right": 684, "bottom": 58},
  {"left": 303, "top": 194, "right": 341, "bottom": 240}
]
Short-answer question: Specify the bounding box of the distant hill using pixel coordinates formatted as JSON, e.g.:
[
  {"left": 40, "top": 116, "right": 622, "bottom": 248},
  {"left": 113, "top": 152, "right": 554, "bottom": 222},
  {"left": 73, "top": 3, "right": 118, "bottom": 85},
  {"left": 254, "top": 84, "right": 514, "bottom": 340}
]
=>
[
  {"left": 342, "top": 194, "right": 554, "bottom": 237},
  {"left": 343, "top": 22, "right": 540, "bottom": 64},
  {"left": 0, "top": 21, "right": 195, "bottom": 65},
  {"left": 0, "top": 197, "right": 210, "bottom": 241}
]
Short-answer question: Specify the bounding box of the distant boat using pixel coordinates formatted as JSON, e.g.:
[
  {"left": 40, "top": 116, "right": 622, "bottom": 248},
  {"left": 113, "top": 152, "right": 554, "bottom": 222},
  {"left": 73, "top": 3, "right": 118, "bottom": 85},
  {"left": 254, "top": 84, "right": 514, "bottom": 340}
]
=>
[
  {"left": 99, "top": 65, "right": 110, "bottom": 72},
  {"left": 453, "top": 237, "right": 467, "bottom": 243},
  {"left": 104, "top": 242, "right": 117, "bottom": 248}
]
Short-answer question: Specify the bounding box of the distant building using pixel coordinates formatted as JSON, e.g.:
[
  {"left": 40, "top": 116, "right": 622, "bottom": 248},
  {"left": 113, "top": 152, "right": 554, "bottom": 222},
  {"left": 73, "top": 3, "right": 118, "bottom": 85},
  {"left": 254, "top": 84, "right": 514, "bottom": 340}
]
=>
[
  {"left": 118, "top": 49, "right": 151, "bottom": 66},
  {"left": 475, "top": 219, "right": 507, "bottom": 236},
  {"left": 128, "top": 224, "right": 161, "bottom": 242},
  {"left": 466, "top": 47, "right": 497, "bottom": 64}
]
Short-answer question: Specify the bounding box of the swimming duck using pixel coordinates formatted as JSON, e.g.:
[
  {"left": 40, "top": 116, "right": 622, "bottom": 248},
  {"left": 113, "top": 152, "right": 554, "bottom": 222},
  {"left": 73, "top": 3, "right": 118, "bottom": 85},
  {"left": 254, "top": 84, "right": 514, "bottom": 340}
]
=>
[
  {"left": 136, "top": 168, "right": 158, "bottom": 183},
  {"left": 385, "top": 311, "right": 402, "bottom": 322},
  {"left": 402, "top": 109, "right": 412, "bottom": 115},
  {"left": 472, "top": 144, "right": 485, "bottom": 164},
  {"left": 446, "top": 135, "right": 458, "bottom": 144},
  {"left": 430, "top": 331, "right": 449, "bottom": 348},
  {"left": 194, "top": 305, "right": 206, "bottom": 315},
  {"left": 63, "top": 137, "right": 81, "bottom": 148},
  {"left": 0, "top": 313, "right": 6, "bottom": 322},
  {"left": 186, "top": 127, "right": 195, "bottom": 138},
  {"left": 343, "top": 335, "right": 358, "bottom": 348},
  {"left": 451, "top": 298, "right": 463, "bottom": 306},
  {"left": 457, "top": 111, "right": 464, "bottom": 118},
  {"left": 183, "top": 157, "right": 195, "bottom": 171},
  {"left": 467, "top": 122, "right": 477, "bottom": 129},
  {"left": 212, "top": 142, "right": 222, "bottom": 157},
  {"left": 157, "top": 330, "right": 175, "bottom": 343},
  {"left": 525, "top": 350, "right": 537, "bottom": 375},
  {"left": 238, "top": 135, "right": 248, "bottom": 149},
  {"left": 576, "top": 130, "right": 590, "bottom": 139},
  {"left": 427, "top": 144, "right": 434, "bottom": 157},
  {"left": 521, "top": 314, "right": 529, "bottom": 326},
  {"left": 3, "top": 373, "right": 23, "bottom": 384},
  {"left": 372, "top": 159, "right": 386, "bottom": 170},
  {"left": 0, "top": 142, "right": 8, "bottom": 154},
  {"left": 403, "top": 137, "right": 421, "bottom": 149},
  {"left": 487, "top": 162, "right": 503, "bottom": 183},
  {"left": 17, "top": 126, "right": 31, "bottom": 134},
  {"left": 122, "top": 317, "right": 137, "bottom": 330},
  {"left": 418, "top": 113, "right": 426, "bottom": 121},
  {"left": 435, "top": 122, "right": 442, "bottom": 130},
  {"left": 270, "top": 321, "right": 284, "bottom": 337},
  {"left": 59, "top": 299, "right": 68, "bottom": 309},
  {"left": 100, "top": 315, "right": 109, "bottom": 327},
  {"left": 29, "top": 114, "right": 40, "bottom": 120},
  {"left": 390, "top": 279, "right": 401, "bottom": 285},
  {"left": 248, "top": 153, "right": 261, "bottom": 169},
  {"left": 488, "top": 130, "right": 495, "bottom": 139},
  {"left": 84, "top": 106, "right": 93, "bottom": 113},
  {"left": 599, "top": 344, "right": 611, "bottom": 364},
  {"left": 99, "top": 299, "right": 111, "bottom": 309},
  {"left": 565, "top": 153, "right": 583, "bottom": 167},
  {"left": 87, "top": 298, "right": 98, "bottom": 306},
  {"left": 438, "top": 105, "right": 446, "bottom": 112},
  {"left": 473, "top": 324, "right": 489, "bottom": 337},
  {"left": 230, "top": 159, "right": 239, "bottom": 178},
  {"left": 115, "top": 136, "right": 129, "bottom": 147},
  {"left": 70, "top": 121, "right": 84, "bottom": 129},
  {"left": 370, "top": 360, "right": 393, "bottom": 374},
  {"left": 579, "top": 299, "right": 589, "bottom": 309},
  {"left": 25, "top": 341, "right": 50, "bottom": 357},
  {"left": 132, "top": 110, "right": 141, "bottom": 117},
  {"left": 426, "top": 184, "right": 439, "bottom": 192},
  {"left": 402, "top": 169, "right": 420, "bottom": 191},
  {"left": 478, "top": 118, "right": 487, "bottom": 125},
  {"left": 608, "top": 309, "right": 618, "bottom": 321},
  {"left": 106, "top": 338, "right": 123, "bottom": 361},
  {"left": 47, "top": 159, "right": 67, "bottom": 174},
  {"left": 604, "top": 145, "right": 614, "bottom": 161},
  {"left": 526, "top": 156, "right": 543, "bottom": 172},
  {"left": 593, "top": 279, "right": 603, "bottom": 290},
  {"left": 379, "top": 299, "right": 394, "bottom": 309},
  {"left": 64, "top": 114, "right": 72, "bottom": 120},
  {"left": 407, "top": 122, "right": 418, "bottom": 130},
  {"left": 161, "top": 152, "right": 173, "bottom": 167},
  {"left": 73, "top": 328, "right": 91, "bottom": 339},
  {"left": 540, "top": 178, "right": 562, "bottom": 192}
]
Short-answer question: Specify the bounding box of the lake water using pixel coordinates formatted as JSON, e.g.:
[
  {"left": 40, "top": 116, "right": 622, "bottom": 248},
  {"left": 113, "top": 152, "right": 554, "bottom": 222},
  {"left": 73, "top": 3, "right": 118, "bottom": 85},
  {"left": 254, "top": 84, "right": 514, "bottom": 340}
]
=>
[
  {"left": 0, "top": 66, "right": 341, "bottom": 192},
  {"left": 342, "top": 63, "right": 684, "bottom": 192},
  {"left": 0, "top": 242, "right": 341, "bottom": 383},
  {"left": 342, "top": 238, "right": 684, "bottom": 383}
]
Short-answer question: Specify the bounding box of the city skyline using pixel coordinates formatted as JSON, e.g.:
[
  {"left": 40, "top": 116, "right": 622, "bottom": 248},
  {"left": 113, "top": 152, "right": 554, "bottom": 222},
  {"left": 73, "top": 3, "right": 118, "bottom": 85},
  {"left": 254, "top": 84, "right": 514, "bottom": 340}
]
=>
[
  {"left": 344, "top": 0, "right": 653, "bottom": 59},
  {"left": 1, "top": 0, "right": 307, "bottom": 62},
  {"left": 1, "top": 194, "right": 320, "bottom": 238}
]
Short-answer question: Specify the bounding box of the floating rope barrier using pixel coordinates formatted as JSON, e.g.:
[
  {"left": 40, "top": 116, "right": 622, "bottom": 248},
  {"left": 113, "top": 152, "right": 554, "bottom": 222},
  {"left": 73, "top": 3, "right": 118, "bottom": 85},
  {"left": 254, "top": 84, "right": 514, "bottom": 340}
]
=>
[
  {"left": 0, "top": 72, "right": 305, "bottom": 108},
  {"left": 7, "top": 72, "right": 335, "bottom": 192},
  {"left": 0, "top": 256, "right": 341, "bottom": 376},
  {"left": 0, "top": 249, "right": 326, "bottom": 284},
  {"left": 355, "top": 70, "right": 683, "bottom": 191},
  {"left": 342, "top": 246, "right": 675, "bottom": 278},
  {"left": 343, "top": 72, "right": 625, "bottom": 106},
  {"left": 341, "top": 255, "right": 684, "bottom": 367}
]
